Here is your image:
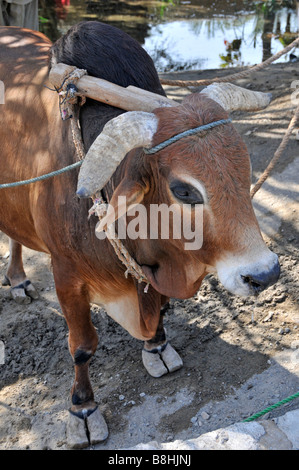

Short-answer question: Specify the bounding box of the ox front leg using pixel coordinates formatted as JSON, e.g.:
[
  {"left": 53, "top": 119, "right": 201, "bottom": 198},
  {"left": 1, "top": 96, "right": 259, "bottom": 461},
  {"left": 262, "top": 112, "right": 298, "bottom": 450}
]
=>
[
  {"left": 52, "top": 261, "right": 108, "bottom": 449},
  {"left": 142, "top": 304, "right": 183, "bottom": 378},
  {"left": 2, "top": 238, "right": 38, "bottom": 304}
]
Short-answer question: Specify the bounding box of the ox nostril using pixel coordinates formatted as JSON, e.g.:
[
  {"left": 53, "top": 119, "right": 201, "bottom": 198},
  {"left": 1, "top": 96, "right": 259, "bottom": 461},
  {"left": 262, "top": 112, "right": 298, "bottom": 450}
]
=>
[
  {"left": 241, "top": 275, "right": 264, "bottom": 294},
  {"left": 241, "top": 260, "right": 280, "bottom": 295}
]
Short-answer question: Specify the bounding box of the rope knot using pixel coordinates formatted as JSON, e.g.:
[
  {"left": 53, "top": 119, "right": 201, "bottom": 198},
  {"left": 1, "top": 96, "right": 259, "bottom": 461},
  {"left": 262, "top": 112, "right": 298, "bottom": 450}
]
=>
[
  {"left": 58, "top": 66, "right": 87, "bottom": 120},
  {"left": 54, "top": 66, "right": 88, "bottom": 161}
]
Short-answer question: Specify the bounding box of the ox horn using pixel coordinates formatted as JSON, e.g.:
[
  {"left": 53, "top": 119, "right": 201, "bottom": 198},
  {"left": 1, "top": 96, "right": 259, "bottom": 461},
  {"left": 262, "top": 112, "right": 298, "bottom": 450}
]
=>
[
  {"left": 200, "top": 83, "right": 272, "bottom": 112},
  {"left": 76, "top": 111, "right": 158, "bottom": 198}
]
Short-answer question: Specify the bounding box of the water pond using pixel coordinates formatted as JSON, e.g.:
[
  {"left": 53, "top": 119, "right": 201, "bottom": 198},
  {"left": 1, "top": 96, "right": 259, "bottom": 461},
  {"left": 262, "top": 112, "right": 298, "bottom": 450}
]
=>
[{"left": 39, "top": 1, "right": 299, "bottom": 72}]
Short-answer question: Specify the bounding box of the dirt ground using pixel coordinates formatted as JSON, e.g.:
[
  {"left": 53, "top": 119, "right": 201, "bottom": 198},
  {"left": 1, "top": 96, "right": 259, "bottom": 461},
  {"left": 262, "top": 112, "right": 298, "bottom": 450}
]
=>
[{"left": 0, "top": 62, "right": 299, "bottom": 450}]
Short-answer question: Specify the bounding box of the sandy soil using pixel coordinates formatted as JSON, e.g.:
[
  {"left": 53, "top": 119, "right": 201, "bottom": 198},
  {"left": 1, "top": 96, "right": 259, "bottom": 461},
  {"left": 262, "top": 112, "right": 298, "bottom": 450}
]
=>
[{"left": 0, "top": 62, "right": 299, "bottom": 450}]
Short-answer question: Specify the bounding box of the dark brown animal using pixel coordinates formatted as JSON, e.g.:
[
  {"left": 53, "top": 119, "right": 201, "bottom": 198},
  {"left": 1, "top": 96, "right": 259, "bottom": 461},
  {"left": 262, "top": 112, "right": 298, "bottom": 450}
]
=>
[{"left": 0, "top": 22, "right": 279, "bottom": 448}]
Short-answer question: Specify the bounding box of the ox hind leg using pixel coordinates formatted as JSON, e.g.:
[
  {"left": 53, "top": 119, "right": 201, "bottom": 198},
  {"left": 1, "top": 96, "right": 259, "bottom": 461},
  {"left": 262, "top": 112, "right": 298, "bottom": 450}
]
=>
[
  {"left": 142, "top": 303, "right": 183, "bottom": 378},
  {"left": 2, "top": 238, "right": 39, "bottom": 304},
  {"left": 52, "top": 258, "right": 108, "bottom": 449}
]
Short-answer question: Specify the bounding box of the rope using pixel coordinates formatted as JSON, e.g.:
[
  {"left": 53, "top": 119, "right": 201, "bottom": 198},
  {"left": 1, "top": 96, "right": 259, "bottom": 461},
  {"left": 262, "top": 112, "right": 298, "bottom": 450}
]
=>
[
  {"left": 57, "top": 66, "right": 87, "bottom": 161},
  {"left": 242, "top": 391, "right": 299, "bottom": 423},
  {"left": 0, "top": 161, "right": 82, "bottom": 189},
  {"left": 107, "top": 227, "right": 150, "bottom": 290},
  {"left": 57, "top": 66, "right": 87, "bottom": 120},
  {"left": 88, "top": 197, "right": 150, "bottom": 291},
  {"left": 160, "top": 36, "right": 299, "bottom": 87},
  {"left": 250, "top": 104, "right": 299, "bottom": 198},
  {"left": 144, "top": 118, "right": 232, "bottom": 154}
]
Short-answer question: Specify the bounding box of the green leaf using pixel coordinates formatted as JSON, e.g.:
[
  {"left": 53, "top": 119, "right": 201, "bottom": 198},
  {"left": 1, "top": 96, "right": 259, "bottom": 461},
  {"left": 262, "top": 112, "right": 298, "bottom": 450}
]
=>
[{"left": 39, "top": 16, "right": 49, "bottom": 24}]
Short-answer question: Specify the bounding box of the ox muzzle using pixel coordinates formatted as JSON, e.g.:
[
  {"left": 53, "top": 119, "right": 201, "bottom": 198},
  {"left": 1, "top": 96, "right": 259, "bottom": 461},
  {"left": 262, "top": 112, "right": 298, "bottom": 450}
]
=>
[{"left": 216, "top": 249, "right": 280, "bottom": 297}]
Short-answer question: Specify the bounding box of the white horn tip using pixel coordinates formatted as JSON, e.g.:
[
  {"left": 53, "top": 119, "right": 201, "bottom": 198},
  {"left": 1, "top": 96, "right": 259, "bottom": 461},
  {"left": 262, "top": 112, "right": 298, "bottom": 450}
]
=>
[{"left": 76, "top": 186, "right": 92, "bottom": 199}]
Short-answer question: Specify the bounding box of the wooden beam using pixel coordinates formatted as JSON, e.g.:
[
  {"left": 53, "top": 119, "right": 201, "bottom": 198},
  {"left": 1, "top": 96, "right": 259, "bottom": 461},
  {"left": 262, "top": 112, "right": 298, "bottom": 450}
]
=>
[{"left": 49, "top": 63, "right": 177, "bottom": 112}]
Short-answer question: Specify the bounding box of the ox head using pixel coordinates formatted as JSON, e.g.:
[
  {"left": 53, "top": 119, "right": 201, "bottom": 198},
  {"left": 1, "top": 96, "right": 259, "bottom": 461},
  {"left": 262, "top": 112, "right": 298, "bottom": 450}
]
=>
[{"left": 77, "top": 83, "right": 280, "bottom": 299}]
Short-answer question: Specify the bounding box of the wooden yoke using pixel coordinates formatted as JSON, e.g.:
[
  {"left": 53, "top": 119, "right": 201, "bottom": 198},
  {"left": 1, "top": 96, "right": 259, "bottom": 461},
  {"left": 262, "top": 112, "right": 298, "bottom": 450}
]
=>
[{"left": 49, "top": 63, "right": 177, "bottom": 112}]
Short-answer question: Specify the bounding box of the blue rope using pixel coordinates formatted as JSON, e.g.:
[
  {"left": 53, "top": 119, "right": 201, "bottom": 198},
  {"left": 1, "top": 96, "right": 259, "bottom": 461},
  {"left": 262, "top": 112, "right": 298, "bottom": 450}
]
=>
[
  {"left": 144, "top": 118, "right": 232, "bottom": 155},
  {"left": 0, "top": 118, "right": 231, "bottom": 189},
  {"left": 0, "top": 161, "right": 82, "bottom": 189}
]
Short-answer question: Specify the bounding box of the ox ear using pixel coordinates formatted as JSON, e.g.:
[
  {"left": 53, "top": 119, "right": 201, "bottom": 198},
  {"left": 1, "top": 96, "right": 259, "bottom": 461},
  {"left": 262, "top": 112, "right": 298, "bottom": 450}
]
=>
[
  {"left": 96, "top": 179, "right": 146, "bottom": 234},
  {"left": 200, "top": 83, "right": 272, "bottom": 112}
]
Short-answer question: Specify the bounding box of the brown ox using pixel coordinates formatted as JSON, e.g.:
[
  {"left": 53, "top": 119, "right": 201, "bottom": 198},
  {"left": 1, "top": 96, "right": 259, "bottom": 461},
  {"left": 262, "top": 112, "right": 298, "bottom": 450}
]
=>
[{"left": 0, "top": 23, "right": 279, "bottom": 448}]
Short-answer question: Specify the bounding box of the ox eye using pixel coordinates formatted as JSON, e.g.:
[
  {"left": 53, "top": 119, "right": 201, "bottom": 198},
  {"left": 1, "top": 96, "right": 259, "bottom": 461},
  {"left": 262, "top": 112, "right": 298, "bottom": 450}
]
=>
[{"left": 170, "top": 181, "right": 204, "bottom": 205}]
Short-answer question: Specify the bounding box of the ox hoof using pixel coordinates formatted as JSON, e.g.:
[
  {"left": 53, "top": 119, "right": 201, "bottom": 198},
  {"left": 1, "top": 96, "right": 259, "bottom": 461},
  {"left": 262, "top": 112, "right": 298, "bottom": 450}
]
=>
[
  {"left": 3, "top": 276, "right": 39, "bottom": 304},
  {"left": 10, "top": 280, "right": 39, "bottom": 304},
  {"left": 10, "top": 287, "right": 32, "bottom": 305},
  {"left": 67, "top": 407, "right": 108, "bottom": 449},
  {"left": 142, "top": 343, "right": 183, "bottom": 378}
]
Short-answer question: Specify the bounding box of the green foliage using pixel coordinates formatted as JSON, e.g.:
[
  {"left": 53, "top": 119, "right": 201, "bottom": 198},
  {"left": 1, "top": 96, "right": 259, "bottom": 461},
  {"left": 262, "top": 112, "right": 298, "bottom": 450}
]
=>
[
  {"left": 39, "top": 16, "right": 49, "bottom": 24},
  {"left": 255, "top": 0, "right": 296, "bottom": 14}
]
